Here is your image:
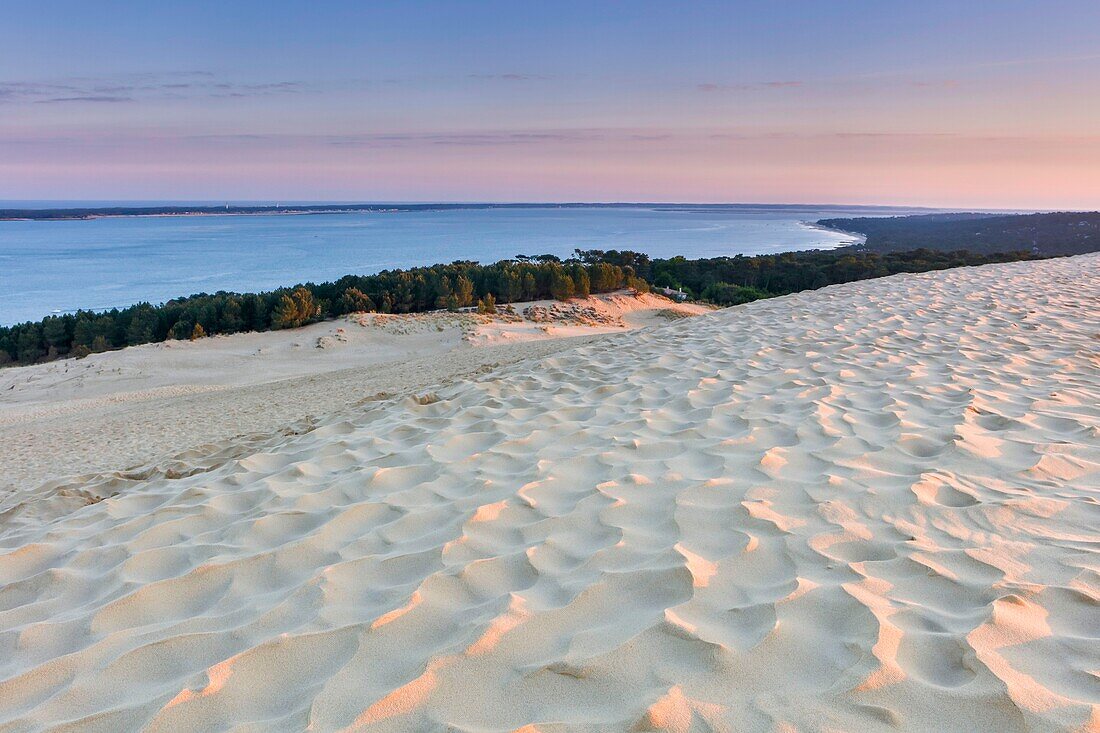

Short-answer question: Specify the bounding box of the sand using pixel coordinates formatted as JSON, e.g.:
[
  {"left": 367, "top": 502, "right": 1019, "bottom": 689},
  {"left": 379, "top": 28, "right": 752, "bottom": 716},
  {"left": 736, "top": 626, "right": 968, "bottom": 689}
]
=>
[
  {"left": 0, "top": 291, "right": 707, "bottom": 496},
  {"left": 1, "top": 257, "right": 1098, "bottom": 731}
]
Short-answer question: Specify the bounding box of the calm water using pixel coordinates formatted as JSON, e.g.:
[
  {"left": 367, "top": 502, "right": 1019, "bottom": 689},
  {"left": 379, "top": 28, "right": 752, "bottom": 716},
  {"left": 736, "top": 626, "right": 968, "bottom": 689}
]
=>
[{"left": 0, "top": 205, "right": 920, "bottom": 325}]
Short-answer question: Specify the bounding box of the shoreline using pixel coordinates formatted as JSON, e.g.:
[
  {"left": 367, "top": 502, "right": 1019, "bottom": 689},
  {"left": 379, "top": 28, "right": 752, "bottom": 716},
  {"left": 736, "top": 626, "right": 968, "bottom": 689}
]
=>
[
  {"left": 0, "top": 202, "right": 942, "bottom": 223},
  {"left": 0, "top": 208, "right": 407, "bottom": 223},
  {"left": 799, "top": 219, "right": 868, "bottom": 247}
]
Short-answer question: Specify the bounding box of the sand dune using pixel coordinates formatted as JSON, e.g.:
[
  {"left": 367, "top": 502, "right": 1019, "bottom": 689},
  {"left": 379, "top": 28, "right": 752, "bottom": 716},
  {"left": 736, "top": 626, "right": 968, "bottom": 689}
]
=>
[
  {"left": 0, "top": 292, "right": 706, "bottom": 495},
  {"left": 1, "top": 257, "right": 1098, "bottom": 731}
]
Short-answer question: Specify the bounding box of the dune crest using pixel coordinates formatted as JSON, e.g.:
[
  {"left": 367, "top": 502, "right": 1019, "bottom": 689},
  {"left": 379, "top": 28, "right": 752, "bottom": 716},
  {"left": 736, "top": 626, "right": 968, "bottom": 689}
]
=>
[{"left": 1, "top": 256, "right": 1098, "bottom": 731}]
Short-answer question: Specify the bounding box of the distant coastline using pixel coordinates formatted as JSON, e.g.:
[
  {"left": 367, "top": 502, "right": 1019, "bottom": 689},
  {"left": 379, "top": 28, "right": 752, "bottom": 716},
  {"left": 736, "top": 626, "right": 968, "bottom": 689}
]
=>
[
  {"left": 817, "top": 211, "right": 1100, "bottom": 256},
  {"left": 799, "top": 220, "right": 867, "bottom": 248},
  {"left": 0, "top": 204, "right": 455, "bottom": 222},
  {"left": 0, "top": 202, "right": 940, "bottom": 222}
]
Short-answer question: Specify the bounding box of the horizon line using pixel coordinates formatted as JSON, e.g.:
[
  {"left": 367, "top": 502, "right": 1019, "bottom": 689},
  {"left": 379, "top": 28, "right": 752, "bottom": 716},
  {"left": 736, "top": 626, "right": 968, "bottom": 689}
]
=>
[{"left": 0, "top": 200, "right": 1065, "bottom": 213}]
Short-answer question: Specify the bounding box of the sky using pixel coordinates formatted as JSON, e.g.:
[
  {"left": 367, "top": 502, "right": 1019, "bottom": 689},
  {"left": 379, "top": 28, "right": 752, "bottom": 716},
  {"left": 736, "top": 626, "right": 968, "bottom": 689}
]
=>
[{"left": 1, "top": 1, "right": 1098, "bottom": 208}]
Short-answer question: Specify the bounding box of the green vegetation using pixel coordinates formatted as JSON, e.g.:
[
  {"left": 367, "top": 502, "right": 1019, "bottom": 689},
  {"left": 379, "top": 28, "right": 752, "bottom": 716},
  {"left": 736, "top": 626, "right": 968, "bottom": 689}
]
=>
[
  {"left": 0, "top": 259, "right": 637, "bottom": 366},
  {"left": 575, "top": 247, "right": 1043, "bottom": 307},
  {"left": 271, "top": 286, "right": 321, "bottom": 329},
  {"left": 476, "top": 293, "right": 498, "bottom": 314},
  {"left": 6, "top": 207, "right": 1082, "bottom": 368},
  {"left": 818, "top": 211, "right": 1100, "bottom": 256}
]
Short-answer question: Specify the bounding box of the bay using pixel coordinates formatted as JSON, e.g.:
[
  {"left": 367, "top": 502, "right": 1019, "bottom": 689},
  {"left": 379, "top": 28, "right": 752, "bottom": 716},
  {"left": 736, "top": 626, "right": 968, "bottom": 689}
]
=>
[{"left": 0, "top": 204, "right": 922, "bottom": 324}]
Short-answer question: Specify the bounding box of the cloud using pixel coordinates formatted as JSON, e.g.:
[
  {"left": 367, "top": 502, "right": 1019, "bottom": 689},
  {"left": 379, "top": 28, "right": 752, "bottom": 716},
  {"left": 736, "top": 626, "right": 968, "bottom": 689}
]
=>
[
  {"left": 827, "top": 131, "right": 959, "bottom": 139},
  {"left": 174, "top": 129, "right": 932, "bottom": 150},
  {"left": 0, "top": 73, "right": 306, "bottom": 105},
  {"left": 234, "top": 82, "right": 302, "bottom": 92},
  {"left": 699, "top": 78, "right": 968, "bottom": 93},
  {"left": 3, "top": 70, "right": 556, "bottom": 106},
  {"left": 207, "top": 81, "right": 303, "bottom": 98},
  {"left": 468, "top": 73, "right": 548, "bottom": 81},
  {"left": 909, "top": 79, "right": 960, "bottom": 88},
  {"left": 36, "top": 95, "right": 134, "bottom": 104},
  {"left": 170, "top": 129, "right": 678, "bottom": 150},
  {"left": 0, "top": 81, "right": 79, "bottom": 100},
  {"left": 186, "top": 131, "right": 600, "bottom": 148},
  {"left": 6, "top": 129, "right": 1097, "bottom": 163},
  {"left": 328, "top": 130, "right": 676, "bottom": 147},
  {"left": 697, "top": 81, "right": 802, "bottom": 92}
]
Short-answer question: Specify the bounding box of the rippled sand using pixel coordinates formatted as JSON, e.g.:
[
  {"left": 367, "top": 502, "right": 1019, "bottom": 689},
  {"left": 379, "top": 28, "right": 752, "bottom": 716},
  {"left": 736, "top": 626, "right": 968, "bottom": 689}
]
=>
[
  {"left": 1, "top": 255, "right": 1098, "bottom": 731},
  {"left": 0, "top": 291, "right": 707, "bottom": 495}
]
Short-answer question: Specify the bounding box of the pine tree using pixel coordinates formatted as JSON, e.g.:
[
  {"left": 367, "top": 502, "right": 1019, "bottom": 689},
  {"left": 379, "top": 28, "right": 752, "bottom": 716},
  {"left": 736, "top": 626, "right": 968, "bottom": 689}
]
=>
[
  {"left": 454, "top": 275, "right": 475, "bottom": 308},
  {"left": 169, "top": 319, "right": 192, "bottom": 341},
  {"left": 570, "top": 264, "right": 591, "bottom": 298},
  {"left": 126, "top": 305, "right": 157, "bottom": 345},
  {"left": 42, "top": 317, "right": 70, "bottom": 356},
  {"left": 220, "top": 298, "right": 245, "bottom": 332},
  {"left": 435, "top": 276, "right": 453, "bottom": 309},
  {"left": 271, "top": 293, "right": 298, "bottom": 328},
  {"left": 550, "top": 271, "right": 575, "bottom": 301},
  {"left": 339, "top": 287, "right": 375, "bottom": 314},
  {"left": 271, "top": 287, "right": 320, "bottom": 329},
  {"left": 503, "top": 271, "right": 522, "bottom": 303},
  {"left": 72, "top": 317, "right": 95, "bottom": 349},
  {"left": 17, "top": 325, "right": 43, "bottom": 364},
  {"left": 477, "top": 292, "right": 497, "bottom": 314}
]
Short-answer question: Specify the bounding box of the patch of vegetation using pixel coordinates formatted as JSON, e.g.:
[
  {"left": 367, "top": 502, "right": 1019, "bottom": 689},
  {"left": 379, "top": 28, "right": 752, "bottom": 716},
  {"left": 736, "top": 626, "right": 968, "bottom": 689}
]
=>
[
  {"left": 0, "top": 259, "right": 640, "bottom": 366},
  {"left": 818, "top": 211, "right": 1100, "bottom": 256},
  {"left": 574, "top": 247, "right": 1045, "bottom": 307}
]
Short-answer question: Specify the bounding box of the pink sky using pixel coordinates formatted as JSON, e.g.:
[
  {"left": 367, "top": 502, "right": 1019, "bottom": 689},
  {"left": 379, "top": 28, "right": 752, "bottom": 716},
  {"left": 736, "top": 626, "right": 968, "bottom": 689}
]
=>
[
  {"left": 5, "top": 127, "right": 1097, "bottom": 209},
  {"left": 2, "top": 3, "right": 1098, "bottom": 208}
]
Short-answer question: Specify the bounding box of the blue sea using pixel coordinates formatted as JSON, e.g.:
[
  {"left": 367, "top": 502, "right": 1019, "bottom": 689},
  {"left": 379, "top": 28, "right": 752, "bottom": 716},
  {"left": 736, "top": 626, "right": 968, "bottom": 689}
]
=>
[{"left": 0, "top": 204, "right": 926, "bottom": 325}]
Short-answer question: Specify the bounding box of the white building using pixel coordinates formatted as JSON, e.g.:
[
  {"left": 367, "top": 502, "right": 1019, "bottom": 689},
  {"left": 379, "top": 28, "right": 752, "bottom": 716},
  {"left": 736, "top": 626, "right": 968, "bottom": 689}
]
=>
[{"left": 659, "top": 286, "right": 688, "bottom": 302}]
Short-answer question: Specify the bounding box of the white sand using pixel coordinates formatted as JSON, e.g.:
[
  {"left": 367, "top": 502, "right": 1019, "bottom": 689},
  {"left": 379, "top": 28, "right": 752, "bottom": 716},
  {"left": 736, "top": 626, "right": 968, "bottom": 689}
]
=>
[
  {"left": 0, "top": 291, "right": 707, "bottom": 495},
  {"left": 1, "top": 257, "right": 1098, "bottom": 731}
]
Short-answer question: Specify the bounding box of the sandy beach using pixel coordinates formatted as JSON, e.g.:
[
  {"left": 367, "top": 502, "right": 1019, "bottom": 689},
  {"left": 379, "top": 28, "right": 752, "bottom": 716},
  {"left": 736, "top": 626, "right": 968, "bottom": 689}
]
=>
[{"left": 0, "top": 256, "right": 1097, "bottom": 731}]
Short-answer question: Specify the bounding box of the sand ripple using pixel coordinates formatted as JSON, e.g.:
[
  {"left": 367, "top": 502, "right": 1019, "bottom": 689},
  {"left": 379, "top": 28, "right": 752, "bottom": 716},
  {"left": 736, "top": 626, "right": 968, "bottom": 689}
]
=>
[{"left": 1, "top": 256, "right": 1098, "bottom": 731}]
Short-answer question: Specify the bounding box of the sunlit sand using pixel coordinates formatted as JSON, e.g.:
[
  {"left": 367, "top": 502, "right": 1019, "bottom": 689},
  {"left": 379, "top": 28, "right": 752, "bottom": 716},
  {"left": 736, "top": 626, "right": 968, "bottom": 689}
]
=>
[{"left": 1, "top": 256, "right": 1097, "bottom": 731}]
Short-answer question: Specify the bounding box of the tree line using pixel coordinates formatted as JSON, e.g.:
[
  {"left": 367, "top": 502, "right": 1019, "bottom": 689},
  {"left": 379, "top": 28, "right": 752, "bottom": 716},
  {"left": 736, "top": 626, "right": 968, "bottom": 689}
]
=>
[
  {"left": 0, "top": 259, "right": 645, "bottom": 365},
  {"left": 574, "top": 247, "right": 1044, "bottom": 305},
  {"left": 1, "top": 247, "right": 1045, "bottom": 367},
  {"left": 817, "top": 211, "right": 1100, "bottom": 256}
]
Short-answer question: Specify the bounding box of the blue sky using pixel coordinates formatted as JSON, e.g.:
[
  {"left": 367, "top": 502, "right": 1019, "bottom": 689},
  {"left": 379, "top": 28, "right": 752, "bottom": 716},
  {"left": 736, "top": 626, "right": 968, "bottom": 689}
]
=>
[{"left": 2, "top": 1, "right": 1098, "bottom": 206}]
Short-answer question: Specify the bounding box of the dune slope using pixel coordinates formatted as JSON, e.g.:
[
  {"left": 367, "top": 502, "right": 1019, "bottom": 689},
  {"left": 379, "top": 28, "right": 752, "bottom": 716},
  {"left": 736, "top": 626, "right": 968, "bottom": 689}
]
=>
[
  {"left": 1, "top": 255, "right": 1098, "bottom": 732},
  {"left": 0, "top": 291, "right": 707, "bottom": 495}
]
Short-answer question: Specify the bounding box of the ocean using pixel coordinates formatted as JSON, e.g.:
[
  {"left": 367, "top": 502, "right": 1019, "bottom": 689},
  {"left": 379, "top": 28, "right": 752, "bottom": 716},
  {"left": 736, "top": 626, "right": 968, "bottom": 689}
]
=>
[{"left": 0, "top": 204, "right": 923, "bottom": 325}]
